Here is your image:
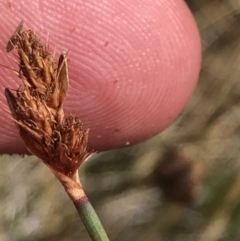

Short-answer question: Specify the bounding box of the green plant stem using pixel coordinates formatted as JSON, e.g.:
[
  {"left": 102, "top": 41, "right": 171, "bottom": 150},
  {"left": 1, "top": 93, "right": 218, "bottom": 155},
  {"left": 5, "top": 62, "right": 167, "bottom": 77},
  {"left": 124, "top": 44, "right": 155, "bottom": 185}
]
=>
[
  {"left": 73, "top": 193, "right": 110, "bottom": 241},
  {"left": 54, "top": 170, "right": 110, "bottom": 241}
]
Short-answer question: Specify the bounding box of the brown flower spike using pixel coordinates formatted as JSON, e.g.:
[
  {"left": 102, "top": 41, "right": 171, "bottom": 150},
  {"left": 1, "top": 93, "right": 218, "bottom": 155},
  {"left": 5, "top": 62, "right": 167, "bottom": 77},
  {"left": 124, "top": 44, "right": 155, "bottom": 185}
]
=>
[
  {"left": 4, "top": 23, "right": 111, "bottom": 241},
  {"left": 5, "top": 22, "right": 91, "bottom": 183}
]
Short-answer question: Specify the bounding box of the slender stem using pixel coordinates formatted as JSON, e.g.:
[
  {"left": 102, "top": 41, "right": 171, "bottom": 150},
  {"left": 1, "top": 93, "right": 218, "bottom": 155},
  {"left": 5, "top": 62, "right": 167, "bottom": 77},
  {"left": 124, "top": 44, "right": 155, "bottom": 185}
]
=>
[
  {"left": 55, "top": 171, "right": 110, "bottom": 241},
  {"left": 73, "top": 193, "right": 110, "bottom": 241}
]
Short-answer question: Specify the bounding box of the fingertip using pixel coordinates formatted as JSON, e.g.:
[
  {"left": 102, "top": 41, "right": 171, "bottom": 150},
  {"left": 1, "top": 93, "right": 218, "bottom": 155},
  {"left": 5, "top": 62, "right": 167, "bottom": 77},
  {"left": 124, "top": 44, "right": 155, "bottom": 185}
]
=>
[{"left": 0, "top": 0, "right": 201, "bottom": 153}]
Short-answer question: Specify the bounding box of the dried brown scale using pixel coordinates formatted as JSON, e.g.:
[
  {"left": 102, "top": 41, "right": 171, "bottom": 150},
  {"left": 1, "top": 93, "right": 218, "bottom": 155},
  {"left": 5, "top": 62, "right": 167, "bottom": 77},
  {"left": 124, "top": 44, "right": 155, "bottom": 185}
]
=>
[
  {"left": 5, "top": 22, "right": 91, "bottom": 179},
  {"left": 6, "top": 20, "right": 24, "bottom": 52}
]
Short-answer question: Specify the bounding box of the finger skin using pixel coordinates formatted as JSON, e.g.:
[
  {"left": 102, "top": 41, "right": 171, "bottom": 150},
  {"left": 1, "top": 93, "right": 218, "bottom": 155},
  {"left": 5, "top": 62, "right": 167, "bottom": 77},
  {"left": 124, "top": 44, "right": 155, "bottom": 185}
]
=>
[{"left": 0, "top": 0, "right": 201, "bottom": 153}]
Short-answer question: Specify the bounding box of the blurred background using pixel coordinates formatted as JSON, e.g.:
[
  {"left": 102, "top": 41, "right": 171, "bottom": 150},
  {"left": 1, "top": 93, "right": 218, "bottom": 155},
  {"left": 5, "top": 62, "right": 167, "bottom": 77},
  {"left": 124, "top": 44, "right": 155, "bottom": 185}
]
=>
[{"left": 2, "top": 0, "right": 240, "bottom": 240}]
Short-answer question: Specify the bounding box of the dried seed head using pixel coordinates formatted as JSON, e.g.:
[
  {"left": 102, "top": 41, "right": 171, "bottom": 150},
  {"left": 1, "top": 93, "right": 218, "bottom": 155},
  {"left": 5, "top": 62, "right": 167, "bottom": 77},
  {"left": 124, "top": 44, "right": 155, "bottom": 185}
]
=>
[
  {"left": 5, "top": 22, "right": 91, "bottom": 178},
  {"left": 8, "top": 24, "right": 69, "bottom": 109}
]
